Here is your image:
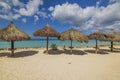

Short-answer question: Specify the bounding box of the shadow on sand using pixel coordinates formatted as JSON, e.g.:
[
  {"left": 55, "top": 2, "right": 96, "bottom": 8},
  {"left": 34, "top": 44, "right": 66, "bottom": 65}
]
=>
[
  {"left": 113, "top": 47, "right": 120, "bottom": 50},
  {"left": 100, "top": 49, "right": 120, "bottom": 53},
  {"left": 0, "top": 50, "right": 38, "bottom": 58},
  {"left": 48, "top": 49, "right": 64, "bottom": 55},
  {"left": 48, "top": 49, "right": 87, "bottom": 55},
  {"left": 64, "top": 50, "right": 87, "bottom": 55},
  {"left": 0, "top": 52, "right": 9, "bottom": 57},
  {"left": 84, "top": 49, "right": 109, "bottom": 54}
]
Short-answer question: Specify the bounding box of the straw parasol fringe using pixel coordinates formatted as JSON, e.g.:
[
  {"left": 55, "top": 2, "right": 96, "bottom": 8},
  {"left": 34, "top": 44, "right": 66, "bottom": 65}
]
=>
[
  {"left": 33, "top": 24, "right": 59, "bottom": 54},
  {"left": 58, "top": 29, "right": 88, "bottom": 53},
  {"left": 0, "top": 21, "right": 30, "bottom": 56}
]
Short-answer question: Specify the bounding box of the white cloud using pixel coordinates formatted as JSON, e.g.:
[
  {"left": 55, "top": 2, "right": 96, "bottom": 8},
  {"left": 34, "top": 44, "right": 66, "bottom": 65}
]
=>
[
  {"left": 117, "top": 0, "right": 120, "bottom": 2},
  {"left": 0, "top": 0, "right": 24, "bottom": 8},
  {"left": 37, "top": 11, "right": 48, "bottom": 18},
  {"left": 109, "top": 0, "right": 120, "bottom": 3},
  {"left": 12, "top": 0, "right": 24, "bottom": 7},
  {"left": 34, "top": 15, "right": 39, "bottom": 22},
  {"left": 0, "top": 1, "right": 21, "bottom": 20},
  {"left": 49, "top": 2, "right": 96, "bottom": 30},
  {"left": 18, "top": 0, "right": 43, "bottom": 16},
  {"left": 0, "top": 1, "right": 11, "bottom": 13},
  {"left": 49, "top": 2, "right": 120, "bottom": 31},
  {"left": 0, "top": 0, "right": 44, "bottom": 20},
  {"left": 96, "top": 0, "right": 101, "bottom": 8},
  {"left": 0, "top": 13, "right": 20, "bottom": 20},
  {"left": 0, "top": 15, "right": 12, "bottom": 20},
  {"left": 93, "top": 3, "right": 120, "bottom": 31},
  {"left": 49, "top": 7, "right": 54, "bottom": 11},
  {"left": 109, "top": 0, "right": 116, "bottom": 3},
  {"left": 22, "top": 18, "right": 26, "bottom": 23}
]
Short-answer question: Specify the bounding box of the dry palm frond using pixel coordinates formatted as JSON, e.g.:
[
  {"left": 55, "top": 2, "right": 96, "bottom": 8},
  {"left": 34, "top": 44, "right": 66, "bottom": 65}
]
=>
[
  {"left": 33, "top": 24, "right": 59, "bottom": 37},
  {"left": 59, "top": 29, "right": 88, "bottom": 43},
  {"left": 0, "top": 21, "right": 30, "bottom": 41}
]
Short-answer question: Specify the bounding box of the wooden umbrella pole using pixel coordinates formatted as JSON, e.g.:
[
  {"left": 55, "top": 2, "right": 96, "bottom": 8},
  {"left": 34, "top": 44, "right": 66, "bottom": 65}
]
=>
[
  {"left": 70, "top": 40, "right": 73, "bottom": 53},
  {"left": 95, "top": 39, "right": 98, "bottom": 54},
  {"left": 11, "top": 40, "right": 14, "bottom": 56},
  {"left": 46, "top": 36, "right": 49, "bottom": 54},
  {"left": 111, "top": 41, "right": 113, "bottom": 51}
]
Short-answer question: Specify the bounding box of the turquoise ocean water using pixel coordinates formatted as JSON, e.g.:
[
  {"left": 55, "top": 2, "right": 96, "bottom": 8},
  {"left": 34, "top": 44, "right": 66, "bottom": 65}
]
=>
[{"left": 0, "top": 39, "right": 120, "bottom": 48}]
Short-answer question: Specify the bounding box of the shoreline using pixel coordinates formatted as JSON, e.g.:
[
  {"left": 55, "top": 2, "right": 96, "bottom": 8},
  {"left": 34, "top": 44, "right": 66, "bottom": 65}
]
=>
[
  {"left": 0, "top": 44, "right": 120, "bottom": 50},
  {"left": 0, "top": 39, "right": 120, "bottom": 49}
]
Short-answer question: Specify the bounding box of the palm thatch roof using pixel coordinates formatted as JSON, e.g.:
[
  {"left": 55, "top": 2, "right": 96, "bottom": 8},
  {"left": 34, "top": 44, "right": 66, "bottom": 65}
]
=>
[
  {"left": 0, "top": 21, "right": 30, "bottom": 56},
  {"left": 88, "top": 29, "right": 108, "bottom": 54},
  {"left": 100, "top": 29, "right": 120, "bottom": 52},
  {"left": 104, "top": 29, "right": 120, "bottom": 42},
  {"left": 58, "top": 29, "right": 88, "bottom": 43},
  {"left": 0, "top": 21, "right": 30, "bottom": 41},
  {"left": 88, "top": 29, "right": 107, "bottom": 40},
  {"left": 33, "top": 24, "right": 59, "bottom": 37},
  {"left": 58, "top": 29, "right": 88, "bottom": 53},
  {"left": 33, "top": 24, "right": 59, "bottom": 54}
]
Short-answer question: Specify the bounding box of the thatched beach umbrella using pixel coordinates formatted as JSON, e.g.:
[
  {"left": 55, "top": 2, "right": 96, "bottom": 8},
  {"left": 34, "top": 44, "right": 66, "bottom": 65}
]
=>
[
  {"left": 0, "top": 21, "right": 30, "bottom": 56},
  {"left": 88, "top": 29, "right": 107, "bottom": 53},
  {"left": 58, "top": 29, "right": 88, "bottom": 53},
  {"left": 102, "top": 29, "right": 120, "bottom": 51},
  {"left": 33, "top": 24, "right": 59, "bottom": 54}
]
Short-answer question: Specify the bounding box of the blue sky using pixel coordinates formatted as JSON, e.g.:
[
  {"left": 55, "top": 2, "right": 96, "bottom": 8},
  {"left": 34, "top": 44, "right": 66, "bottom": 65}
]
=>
[{"left": 0, "top": 0, "right": 120, "bottom": 37}]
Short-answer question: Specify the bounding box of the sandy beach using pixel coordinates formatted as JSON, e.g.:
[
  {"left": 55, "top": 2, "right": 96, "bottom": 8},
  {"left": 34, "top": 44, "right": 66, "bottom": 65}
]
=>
[
  {"left": 0, "top": 0, "right": 120, "bottom": 80},
  {"left": 0, "top": 46, "right": 120, "bottom": 80}
]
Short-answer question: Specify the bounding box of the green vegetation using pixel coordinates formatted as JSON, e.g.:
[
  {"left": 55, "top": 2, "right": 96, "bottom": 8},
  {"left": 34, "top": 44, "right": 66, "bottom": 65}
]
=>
[
  {"left": 50, "top": 44, "right": 57, "bottom": 50},
  {"left": 63, "top": 45, "right": 66, "bottom": 50}
]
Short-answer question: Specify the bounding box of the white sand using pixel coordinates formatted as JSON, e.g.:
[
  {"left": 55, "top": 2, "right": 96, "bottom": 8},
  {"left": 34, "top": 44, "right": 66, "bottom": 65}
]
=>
[{"left": 0, "top": 47, "right": 120, "bottom": 80}]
